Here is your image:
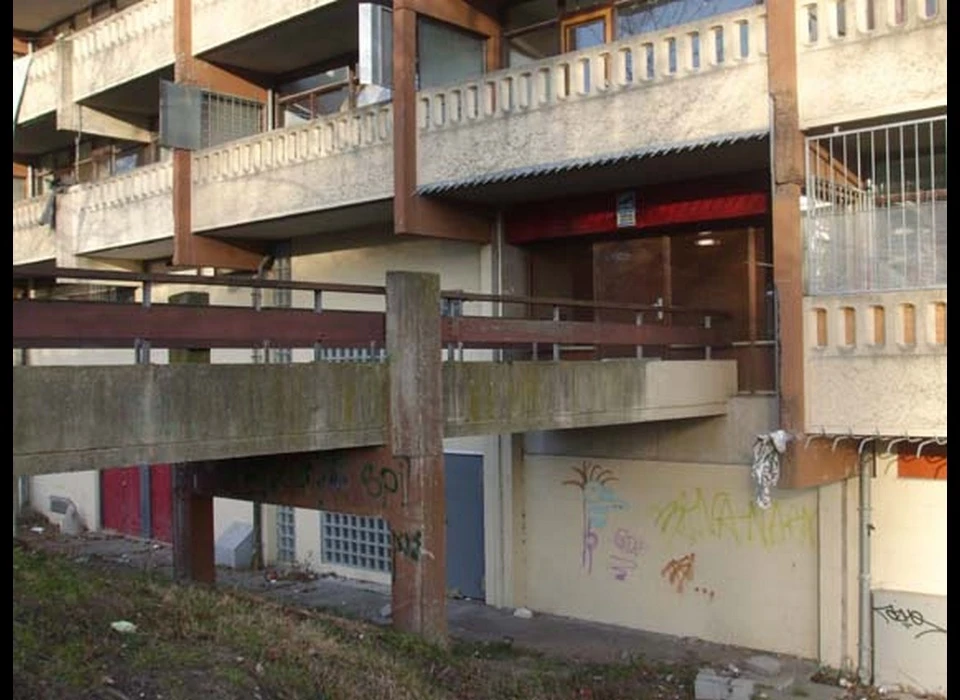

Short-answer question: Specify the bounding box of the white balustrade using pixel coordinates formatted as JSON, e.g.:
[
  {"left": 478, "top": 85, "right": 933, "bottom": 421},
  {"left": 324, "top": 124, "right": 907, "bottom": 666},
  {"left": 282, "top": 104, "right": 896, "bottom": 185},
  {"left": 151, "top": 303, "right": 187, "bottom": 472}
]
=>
[{"left": 418, "top": 4, "right": 768, "bottom": 132}]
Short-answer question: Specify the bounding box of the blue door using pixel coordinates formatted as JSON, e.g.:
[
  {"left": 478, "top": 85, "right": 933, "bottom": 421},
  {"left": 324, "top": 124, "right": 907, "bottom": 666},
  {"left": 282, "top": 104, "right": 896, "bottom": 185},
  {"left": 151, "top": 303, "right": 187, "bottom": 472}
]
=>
[{"left": 444, "top": 453, "right": 485, "bottom": 600}]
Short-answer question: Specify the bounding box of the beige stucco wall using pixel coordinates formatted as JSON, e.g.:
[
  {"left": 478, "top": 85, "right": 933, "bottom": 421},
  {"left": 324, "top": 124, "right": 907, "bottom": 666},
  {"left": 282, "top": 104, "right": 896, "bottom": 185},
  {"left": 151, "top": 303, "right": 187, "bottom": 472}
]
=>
[
  {"left": 804, "top": 291, "right": 947, "bottom": 437},
  {"left": 816, "top": 477, "right": 861, "bottom": 671},
  {"left": 870, "top": 450, "right": 947, "bottom": 694},
  {"left": 871, "top": 452, "right": 946, "bottom": 596},
  {"left": 518, "top": 454, "right": 819, "bottom": 658},
  {"left": 192, "top": 0, "right": 340, "bottom": 54},
  {"left": 797, "top": 4, "right": 947, "bottom": 129}
]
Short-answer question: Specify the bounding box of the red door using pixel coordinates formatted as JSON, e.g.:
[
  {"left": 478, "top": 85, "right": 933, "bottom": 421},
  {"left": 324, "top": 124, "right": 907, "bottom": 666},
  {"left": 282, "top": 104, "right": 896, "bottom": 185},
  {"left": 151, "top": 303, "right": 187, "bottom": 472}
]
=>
[
  {"left": 100, "top": 467, "right": 141, "bottom": 537},
  {"left": 149, "top": 464, "right": 173, "bottom": 543},
  {"left": 100, "top": 465, "right": 173, "bottom": 542}
]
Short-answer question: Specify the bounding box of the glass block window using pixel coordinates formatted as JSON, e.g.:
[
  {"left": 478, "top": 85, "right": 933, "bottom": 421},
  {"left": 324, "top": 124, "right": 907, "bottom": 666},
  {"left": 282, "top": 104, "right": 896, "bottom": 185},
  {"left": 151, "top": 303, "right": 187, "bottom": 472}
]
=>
[
  {"left": 321, "top": 512, "right": 391, "bottom": 573},
  {"left": 276, "top": 506, "right": 296, "bottom": 564}
]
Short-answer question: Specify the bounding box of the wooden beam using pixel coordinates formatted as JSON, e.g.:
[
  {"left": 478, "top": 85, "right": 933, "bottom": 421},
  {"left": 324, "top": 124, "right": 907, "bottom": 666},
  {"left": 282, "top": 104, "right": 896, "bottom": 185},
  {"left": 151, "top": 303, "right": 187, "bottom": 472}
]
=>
[
  {"left": 191, "top": 448, "right": 405, "bottom": 519},
  {"left": 169, "top": 291, "right": 215, "bottom": 585},
  {"left": 387, "top": 271, "right": 447, "bottom": 643},
  {"left": 12, "top": 300, "right": 385, "bottom": 349},
  {"left": 440, "top": 317, "right": 727, "bottom": 348}
]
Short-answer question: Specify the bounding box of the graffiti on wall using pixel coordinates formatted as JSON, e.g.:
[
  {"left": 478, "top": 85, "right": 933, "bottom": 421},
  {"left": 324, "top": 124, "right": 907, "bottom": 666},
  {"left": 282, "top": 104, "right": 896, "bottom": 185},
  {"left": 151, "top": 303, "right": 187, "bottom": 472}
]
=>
[
  {"left": 564, "top": 462, "right": 628, "bottom": 574},
  {"left": 874, "top": 603, "right": 947, "bottom": 639},
  {"left": 660, "top": 553, "right": 696, "bottom": 593},
  {"left": 653, "top": 488, "right": 815, "bottom": 549},
  {"left": 609, "top": 528, "right": 644, "bottom": 582}
]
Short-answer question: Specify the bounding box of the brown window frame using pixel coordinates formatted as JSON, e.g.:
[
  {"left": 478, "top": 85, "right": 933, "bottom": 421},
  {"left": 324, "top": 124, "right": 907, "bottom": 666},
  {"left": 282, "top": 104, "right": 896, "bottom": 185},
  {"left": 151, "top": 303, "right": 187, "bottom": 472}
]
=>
[{"left": 560, "top": 6, "right": 614, "bottom": 52}]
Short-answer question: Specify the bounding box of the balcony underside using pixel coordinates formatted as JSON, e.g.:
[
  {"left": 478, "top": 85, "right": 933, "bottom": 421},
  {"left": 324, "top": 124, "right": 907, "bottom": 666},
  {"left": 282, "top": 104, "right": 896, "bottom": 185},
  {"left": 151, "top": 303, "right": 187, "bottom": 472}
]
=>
[
  {"left": 204, "top": 199, "right": 394, "bottom": 242},
  {"left": 197, "top": 0, "right": 353, "bottom": 75},
  {"left": 13, "top": 358, "right": 737, "bottom": 476}
]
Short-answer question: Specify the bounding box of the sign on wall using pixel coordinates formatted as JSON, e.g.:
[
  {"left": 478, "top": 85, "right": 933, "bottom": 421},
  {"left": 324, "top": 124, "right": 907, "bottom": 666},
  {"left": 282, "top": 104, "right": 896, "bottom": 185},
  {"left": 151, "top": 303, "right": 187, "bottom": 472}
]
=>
[{"left": 616, "top": 192, "right": 637, "bottom": 228}]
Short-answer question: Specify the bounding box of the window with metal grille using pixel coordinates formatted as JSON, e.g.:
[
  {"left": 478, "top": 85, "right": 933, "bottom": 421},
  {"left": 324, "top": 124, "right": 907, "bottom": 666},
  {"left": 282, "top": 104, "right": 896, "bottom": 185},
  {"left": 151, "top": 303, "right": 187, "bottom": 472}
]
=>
[
  {"left": 201, "top": 92, "right": 264, "bottom": 149},
  {"left": 804, "top": 115, "right": 947, "bottom": 294},
  {"left": 276, "top": 506, "right": 296, "bottom": 564},
  {"left": 321, "top": 512, "right": 391, "bottom": 573}
]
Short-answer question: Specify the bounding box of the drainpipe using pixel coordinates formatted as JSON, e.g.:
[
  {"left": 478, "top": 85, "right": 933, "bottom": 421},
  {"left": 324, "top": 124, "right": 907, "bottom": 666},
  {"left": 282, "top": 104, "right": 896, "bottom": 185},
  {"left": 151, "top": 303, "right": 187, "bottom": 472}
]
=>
[{"left": 857, "top": 444, "right": 874, "bottom": 683}]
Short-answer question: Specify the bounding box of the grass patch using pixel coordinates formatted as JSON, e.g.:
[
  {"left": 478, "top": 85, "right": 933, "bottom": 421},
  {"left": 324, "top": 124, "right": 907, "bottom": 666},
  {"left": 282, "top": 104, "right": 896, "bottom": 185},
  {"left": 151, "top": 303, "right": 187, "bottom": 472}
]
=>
[{"left": 14, "top": 542, "right": 697, "bottom": 700}]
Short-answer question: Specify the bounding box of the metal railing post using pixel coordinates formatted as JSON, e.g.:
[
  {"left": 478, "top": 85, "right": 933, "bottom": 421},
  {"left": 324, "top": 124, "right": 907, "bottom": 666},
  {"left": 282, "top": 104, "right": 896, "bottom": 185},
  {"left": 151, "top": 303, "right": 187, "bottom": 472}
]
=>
[
  {"left": 635, "top": 312, "right": 644, "bottom": 358},
  {"left": 313, "top": 289, "right": 323, "bottom": 362},
  {"left": 552, "top": 305, "right": 560, "bottom": 361},
  {"left": 704, "top": 315, "right": 713, "bottom": 360}
]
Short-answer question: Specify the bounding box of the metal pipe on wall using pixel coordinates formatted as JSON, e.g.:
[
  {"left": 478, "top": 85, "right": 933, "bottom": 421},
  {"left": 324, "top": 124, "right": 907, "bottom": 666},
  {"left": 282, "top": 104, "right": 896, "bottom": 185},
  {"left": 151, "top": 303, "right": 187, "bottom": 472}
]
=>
[{"left": 858, "top": 443, "right": 875, "bottom": 683}]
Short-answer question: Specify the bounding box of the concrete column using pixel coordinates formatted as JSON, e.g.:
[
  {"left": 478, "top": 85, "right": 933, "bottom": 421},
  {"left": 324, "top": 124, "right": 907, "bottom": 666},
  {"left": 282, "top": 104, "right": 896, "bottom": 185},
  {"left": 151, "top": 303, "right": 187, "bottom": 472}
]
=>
[
  {"left": 169, "top": 291, "right": 216, "bottom": 584},
  {"left": 386, "top": 271, "right": 447, "bottom": 643}
]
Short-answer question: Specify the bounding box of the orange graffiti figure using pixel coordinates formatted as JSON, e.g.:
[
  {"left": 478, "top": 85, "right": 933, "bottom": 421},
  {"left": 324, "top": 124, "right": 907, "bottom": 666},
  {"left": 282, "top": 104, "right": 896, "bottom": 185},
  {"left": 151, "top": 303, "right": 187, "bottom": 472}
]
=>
[{"left": 661, "top": 553, "right": 695, "bottom": 593}]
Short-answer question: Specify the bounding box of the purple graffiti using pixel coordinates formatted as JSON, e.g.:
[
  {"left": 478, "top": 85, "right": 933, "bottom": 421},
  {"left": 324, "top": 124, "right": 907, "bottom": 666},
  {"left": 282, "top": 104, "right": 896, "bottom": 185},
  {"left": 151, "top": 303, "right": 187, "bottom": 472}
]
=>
[{"left": 564, "top": 462, "right": 627, "bottom": 574}]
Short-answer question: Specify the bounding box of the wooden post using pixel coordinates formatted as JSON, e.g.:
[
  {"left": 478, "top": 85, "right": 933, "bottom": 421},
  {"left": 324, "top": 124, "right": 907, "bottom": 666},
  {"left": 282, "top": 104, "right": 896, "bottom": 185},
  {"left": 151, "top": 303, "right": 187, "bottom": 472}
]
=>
[
  {"left": 385, "top": 271, "right": 447, "bottom": 643},
  {"left": 169, "top": 291, "right": 216, "bottom": 584}
]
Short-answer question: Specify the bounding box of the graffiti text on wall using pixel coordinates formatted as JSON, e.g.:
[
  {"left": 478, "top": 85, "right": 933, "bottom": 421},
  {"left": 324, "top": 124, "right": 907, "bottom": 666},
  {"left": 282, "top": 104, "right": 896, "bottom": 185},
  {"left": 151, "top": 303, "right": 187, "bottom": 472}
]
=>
[
  {"left": 874, "top": 603, "right": 947, "bottom": 639},
  {"left": 564, "top": 462, "right": 628, "bottom": 575},
  {"left": 661, "top": 553, "right": 696, "bottom": 593},
  {"left": 653, "top": 488, "right": 815, "bottom": 549}
]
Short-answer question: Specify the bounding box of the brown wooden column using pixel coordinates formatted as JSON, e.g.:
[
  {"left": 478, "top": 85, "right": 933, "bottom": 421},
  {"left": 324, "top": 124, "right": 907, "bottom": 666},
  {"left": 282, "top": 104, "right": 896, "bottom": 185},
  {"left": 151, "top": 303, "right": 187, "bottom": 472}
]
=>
[
  {"left": 169, "top": 291, "right": 216, "bottom": 583},
  {"left": 171, "top": 0, "right": 264, "bottom": 271},
  {"left": 392, "top": 0, "right": 501, "bottom": 243},
  {"left": 386, "top": 271, "right": 447, "bottom": 643},
  {"left": 768, "top": 0, "right": 855, "bottom": 487}
]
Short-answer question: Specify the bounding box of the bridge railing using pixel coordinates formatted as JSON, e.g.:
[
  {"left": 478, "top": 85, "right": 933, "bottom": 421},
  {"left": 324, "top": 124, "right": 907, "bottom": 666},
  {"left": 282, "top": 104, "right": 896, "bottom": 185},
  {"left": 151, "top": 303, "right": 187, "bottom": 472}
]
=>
[{"left": 12, "top": 266, "right": 730, "bottom": 360}]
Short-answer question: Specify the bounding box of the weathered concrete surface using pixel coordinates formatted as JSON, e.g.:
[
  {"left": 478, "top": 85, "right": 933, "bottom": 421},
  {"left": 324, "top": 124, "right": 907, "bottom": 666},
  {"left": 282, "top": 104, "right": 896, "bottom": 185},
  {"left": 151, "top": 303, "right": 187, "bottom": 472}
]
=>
[
  {"left": 13, "top": 359, "right": 737, "bottom": 477},
  {"left": 804, "top": 291, "right": 947, "bottom": 437},
  {"left": 13, "top": 363, "right": 388, "bottom": 477},
  {"left": 445, "top": 359, "right": 738, "bottom": 437},
  {"left": 797, "top": 10, "right": 946, "bottom": 129}
]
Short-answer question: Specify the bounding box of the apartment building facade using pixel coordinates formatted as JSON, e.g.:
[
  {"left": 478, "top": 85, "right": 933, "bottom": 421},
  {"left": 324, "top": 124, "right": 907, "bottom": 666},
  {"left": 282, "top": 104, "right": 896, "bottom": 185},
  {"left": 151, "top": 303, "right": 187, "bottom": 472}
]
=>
[{"left": 13, "top": 0, "right": 946, "bottom": 692}]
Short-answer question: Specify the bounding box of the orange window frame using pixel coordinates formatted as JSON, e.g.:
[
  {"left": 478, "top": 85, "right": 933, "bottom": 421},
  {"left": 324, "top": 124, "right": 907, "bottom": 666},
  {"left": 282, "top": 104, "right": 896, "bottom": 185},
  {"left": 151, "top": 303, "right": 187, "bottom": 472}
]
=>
[{"left": 560, "top": 6, "right": 614, "bottom": 53}]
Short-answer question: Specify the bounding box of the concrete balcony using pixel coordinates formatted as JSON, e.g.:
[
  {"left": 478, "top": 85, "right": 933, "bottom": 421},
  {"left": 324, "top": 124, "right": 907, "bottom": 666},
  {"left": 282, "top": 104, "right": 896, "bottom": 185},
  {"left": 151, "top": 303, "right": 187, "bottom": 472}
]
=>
[
  {"left": 13, "top": 198, "right": 56, "bottom": 266},
  {"left": 69, "top": 0, "right": 174, "bottom": 102},
  {"left": 16, "top": 45, "right": 59, "bottom": 124},
  {"left": 804, "top": 290, "right": 947, "bottom": 438},
  {"left": 58, "top": 162, "right": 174, "bottom": 264},
  {"left": 797, "top": 0, "right": 947, "bottom": 129},
  {"left": 51, "top": 106, "right": 393, "bottom": 263},
  {"left": 193, "top": 103, "right": 393, "bottom": 238},
  {"left": 416, "top": 5, "right": 769, "bottom": 193}
]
